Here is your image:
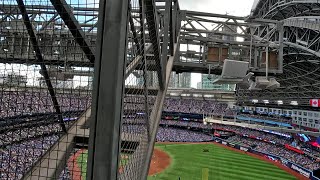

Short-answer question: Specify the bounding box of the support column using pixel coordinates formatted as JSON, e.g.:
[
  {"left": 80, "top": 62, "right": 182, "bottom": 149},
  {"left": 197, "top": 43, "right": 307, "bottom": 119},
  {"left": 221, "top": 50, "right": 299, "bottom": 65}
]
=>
[
  {"left": 278, "top": 22, "right": 284, "bottom": 73},
  {"left": 161, "top": 0, "right": 172, "bottom": 82},
  {"left": 86, "top": 0, "right": 129, "bottom": 179}
]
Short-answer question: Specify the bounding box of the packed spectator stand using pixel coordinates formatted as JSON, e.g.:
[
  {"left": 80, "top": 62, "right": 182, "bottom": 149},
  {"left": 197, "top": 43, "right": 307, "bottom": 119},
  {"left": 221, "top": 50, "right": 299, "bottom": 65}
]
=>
[
  {"left": 0, "top": 90, "right": 91, "bottom": 180},
  {"left": 0, "top": 135, "right": 60, "bottom": 180},
  {"left": 156, "top": 127, "right": 212, "bottom": 142},
  {"left": 0, "top": 91, "right": 91, "bottom": 117},
  {"left": 1, "top": 92, "right": 320, "bottom": 179},
  {"left": 159, "top": 119, "right": 320, "bottom": 171},
  {"left": 163, "top": 98, "right": 234, "bottom": 116}
]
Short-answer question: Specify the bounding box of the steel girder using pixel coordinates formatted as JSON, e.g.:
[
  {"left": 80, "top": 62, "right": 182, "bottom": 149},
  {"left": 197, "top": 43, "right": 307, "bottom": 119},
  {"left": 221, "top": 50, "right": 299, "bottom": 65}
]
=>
[
  {"left": 0, "top": 3, "right": 284, "bottom": 75},
  {"left": 0, "top": 1, "right": 289, "bottom": 101},
  {"left": 238, "top": 1, "right": 320, "bottom": 105},
  {"left": 251, "top": 0, "right": 320, "bottom": 20},
  {"left": 17, "top": 0, "right": 179, "bottom": 179},
  {"left": 178, "top": 10, "right": 284, "bottom": 74}
]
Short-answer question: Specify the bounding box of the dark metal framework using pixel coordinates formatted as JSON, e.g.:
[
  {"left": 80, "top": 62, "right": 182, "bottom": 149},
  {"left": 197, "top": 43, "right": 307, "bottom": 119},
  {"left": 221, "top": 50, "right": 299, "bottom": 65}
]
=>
[
  {"left": 237, "top": 0, "right": 320, "bottom": 105},
  {"left": 87, "top": 0, "right": 129, "bottom": 179},
  {"left": 1, "top": 0, "right": 320, "bottom": 179},
  {"left": 15, "top": 0, "right": 66, "bottom": 132},
  {"left": 178, "top": 10, "right": 283, "bottom": 74}
]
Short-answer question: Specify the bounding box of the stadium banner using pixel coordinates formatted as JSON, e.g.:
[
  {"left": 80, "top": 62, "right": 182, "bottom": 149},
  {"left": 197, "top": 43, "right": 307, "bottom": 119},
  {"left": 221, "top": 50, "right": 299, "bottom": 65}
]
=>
[
  {"left": 284, "top": 144, "right": 304, "bottom": 154},
  {"left": 228, "top": 142, "right": 236, "bottom": 148},
  {"left": 239, "top": 146, "right": 249, "bottom": 152},
  {"left": 289, "top": 163, "right": 312, "bottom": 179},
  {"left": 221, "top": 141, "right": 228, "bottom": 145},
  {"left": 234, "top": 144, "right": 240, "bottom": 149},
  {"left": 214, "top": 138, "right": 222, "bottom": 143},
  {"left": 310, "top": 99, "right": 320, "bottom": 107}
]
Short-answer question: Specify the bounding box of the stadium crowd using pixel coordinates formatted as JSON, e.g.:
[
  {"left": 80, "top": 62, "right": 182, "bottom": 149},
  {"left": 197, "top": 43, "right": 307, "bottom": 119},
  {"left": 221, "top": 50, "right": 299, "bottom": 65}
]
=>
[
  {"left": 156, "top": 127, "right": 212, "bottom": 142},
  {"left": 0, "top": 94, "right": 234, "bottom": 119},
  {"left": 1, "top": 118, "right": 319, "bottom": 179},
  {"left": 227, "top": 135, "right": 320, "bottom": 171},
  {"left": 0, "top": 135, "right": 59, "bottom": 180},
  {"left": 1, "top": 92, "right": 320, "bottom": 179},
  {"left": 0, "top": 123, "right": 63, "bottom": 146},
  {"left": 163, "top": 98, "right": 235, "bottom": 116},
  {"left": 0, "top": 91, "right": 91, "bottom": 117},
  {"left": 159, "top": 120, "right": 293, "bottom": 145}
]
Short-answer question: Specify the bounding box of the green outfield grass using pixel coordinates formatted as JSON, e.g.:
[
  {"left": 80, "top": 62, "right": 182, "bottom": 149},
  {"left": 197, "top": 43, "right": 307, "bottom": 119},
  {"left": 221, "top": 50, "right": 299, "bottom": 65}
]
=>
[
  {"left": 76, "top": 150, "right": 130, "bottom": 180},
  {"left": 148, "top": 144, "right": 297, "bottom": 180},
  {"left": 77, "top": 150, "right": 88, "bottom": 179},
  {"left": 76, "top": 144, "right": 297, "bottom": 180}
]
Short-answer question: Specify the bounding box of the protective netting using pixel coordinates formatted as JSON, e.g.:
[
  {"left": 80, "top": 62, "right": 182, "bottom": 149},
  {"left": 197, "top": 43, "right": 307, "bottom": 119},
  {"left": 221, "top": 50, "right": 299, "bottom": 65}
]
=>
[
  {"left": 118, "top": 0, "right": 161, "bottom": 179},
  {"left": 0, "top": 0, "right": 167, "bottom": 179},
  {"left": 0, "top": 0, "right": 96, "bottom": 179}
]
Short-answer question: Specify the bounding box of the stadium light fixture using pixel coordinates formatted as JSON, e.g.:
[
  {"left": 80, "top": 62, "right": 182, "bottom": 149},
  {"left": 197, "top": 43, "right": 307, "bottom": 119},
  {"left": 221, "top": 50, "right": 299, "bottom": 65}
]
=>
[
  {"left": 169, "top": 93, "right": 179, "bottom": 96},
  {"left": 290, "top": 101, "right": 298, "bottom": 106},
  {"left": 3, "top": 48, "right": 8, "bottom": 52},
  {"left": 263, "top": 100, "right": 269, "bottom": 104},
  {"left": 181, "top": 93, "right": 190, "bottom": 97},
  {"left": 193, "top": 94, "right": 202, "bottom": 97},
  {"left": 252, "top": 99, "right": 258, "bottom": 103},
  {"left": 277, "top": 100, "right": 283, "bottom": 105}
]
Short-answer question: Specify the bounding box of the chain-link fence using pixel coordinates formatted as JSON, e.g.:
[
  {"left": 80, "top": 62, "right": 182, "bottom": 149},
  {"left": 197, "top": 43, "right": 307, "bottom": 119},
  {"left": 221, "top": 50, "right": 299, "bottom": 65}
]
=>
[
  {"left": 0, "top": 0, "right": 175, "bottom": 179},
  {"left": 0, "top": 0, "right": 96, "bottom": 179},
  {"left": 118, "top": 0, "right": 159, "bottom": 179}
]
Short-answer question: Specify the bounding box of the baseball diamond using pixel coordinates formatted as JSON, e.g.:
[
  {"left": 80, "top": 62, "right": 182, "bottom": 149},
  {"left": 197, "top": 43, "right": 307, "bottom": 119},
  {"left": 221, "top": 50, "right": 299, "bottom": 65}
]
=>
[{"left": 70, "top": 142, "right": 307, "bottom": 180}]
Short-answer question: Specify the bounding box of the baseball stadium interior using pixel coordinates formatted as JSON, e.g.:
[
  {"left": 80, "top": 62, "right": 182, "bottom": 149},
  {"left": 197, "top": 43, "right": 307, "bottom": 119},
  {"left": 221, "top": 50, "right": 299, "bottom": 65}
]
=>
[{"left": 1, "top": 0, "right": 320, "bottom": 179}]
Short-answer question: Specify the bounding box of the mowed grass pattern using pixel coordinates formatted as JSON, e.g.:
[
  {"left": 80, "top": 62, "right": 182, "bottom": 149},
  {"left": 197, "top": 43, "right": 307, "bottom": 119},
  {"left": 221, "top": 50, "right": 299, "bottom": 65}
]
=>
[
  {"left": 76, "top": 150, "right": 130, "bottom": 180},
  {"left": 148, "top": 144, "right": 297, "bottom": 180},
  {"left": 77, "top": 150, "right": 88, "bottom": 179}
]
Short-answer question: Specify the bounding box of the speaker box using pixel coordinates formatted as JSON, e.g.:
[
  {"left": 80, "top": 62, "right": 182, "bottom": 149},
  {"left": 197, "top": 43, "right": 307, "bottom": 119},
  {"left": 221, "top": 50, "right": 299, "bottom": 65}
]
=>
[
  {"left": 237, "top": 72, "right": 254, "bottom": 89},
  {"left": 255, "top": 76, "right": 269, "bottom": 89},
  {"left": 266, "top": 78, "right": 280, "bottom": 89}
]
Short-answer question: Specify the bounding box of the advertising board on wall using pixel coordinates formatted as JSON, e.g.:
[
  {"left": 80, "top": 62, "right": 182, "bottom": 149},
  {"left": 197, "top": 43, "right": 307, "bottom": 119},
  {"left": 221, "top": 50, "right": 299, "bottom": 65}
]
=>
[{"left": 240, "top": 146, "right": 249, "bottom": 152}]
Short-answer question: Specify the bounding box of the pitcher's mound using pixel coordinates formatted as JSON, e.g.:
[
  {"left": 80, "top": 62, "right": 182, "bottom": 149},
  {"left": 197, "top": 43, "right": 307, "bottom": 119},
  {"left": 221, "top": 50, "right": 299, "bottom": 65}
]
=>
[{"left": 148, "top": 148, "right": 171, "bottom": 176}]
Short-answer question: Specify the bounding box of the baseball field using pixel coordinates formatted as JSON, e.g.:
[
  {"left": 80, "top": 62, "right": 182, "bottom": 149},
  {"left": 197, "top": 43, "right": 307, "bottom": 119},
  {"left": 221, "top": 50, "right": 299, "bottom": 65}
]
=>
[{"left": 70, "top": 143, "right": 305, "bottom": 180}]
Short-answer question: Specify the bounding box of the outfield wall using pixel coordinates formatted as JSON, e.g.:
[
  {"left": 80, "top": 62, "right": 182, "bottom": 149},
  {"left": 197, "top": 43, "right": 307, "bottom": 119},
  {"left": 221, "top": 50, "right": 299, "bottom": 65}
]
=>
[{"left": 214, "top": 138, "right": 320, "bottom": 180}]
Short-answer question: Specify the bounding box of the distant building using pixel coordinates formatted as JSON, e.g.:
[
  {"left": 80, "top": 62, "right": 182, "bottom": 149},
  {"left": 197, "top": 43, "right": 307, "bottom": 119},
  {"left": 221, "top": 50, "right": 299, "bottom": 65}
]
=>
[
  {"left": 147, "top": 72, "right": 159, "bottom": 88},
  {"left": 134, "top": 71, "right": 159, "bottom": 88},
  {"left": 169, "top": 72, "right": 191, "bottom": 88},
  {"left": 197, "top": 82, "right": 202, "bottom": 89},
  {"left": 222, "top": 25, "right": 237, "bottom": 42},
  {"left": 201, "top": 74, "right": 235, "bottom": 91}
]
